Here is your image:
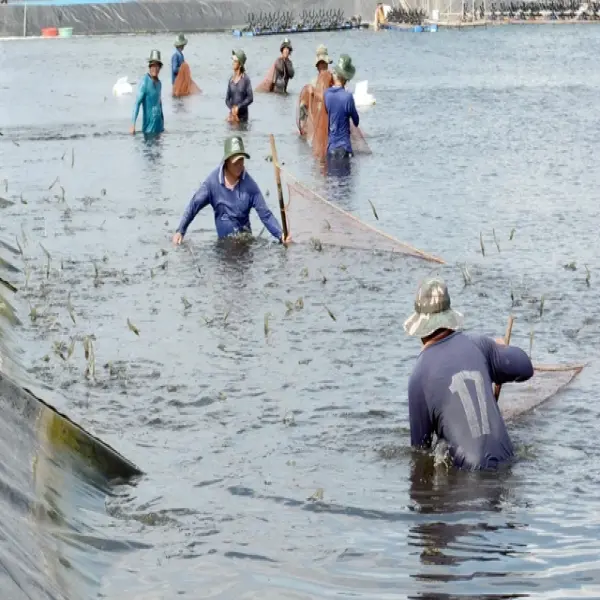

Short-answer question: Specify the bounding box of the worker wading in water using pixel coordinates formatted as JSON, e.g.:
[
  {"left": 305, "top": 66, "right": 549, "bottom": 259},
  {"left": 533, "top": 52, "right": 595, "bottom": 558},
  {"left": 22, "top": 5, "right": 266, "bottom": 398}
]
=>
[
  {"left": 404, "top": 277, "right": 534, "bottom": 471},
  {"left": 172, "top": 136, "right": 291, "bottom": 245},
  {"left": 323, "top": 54, "right": 360, "bottom": 161},
  {"left": 256, "top": 38, "right": 295, "bottom": 94},
  {"left": 171, "top": 33, "right": 201, "bottom": 97},
  {"left": 130, "top": 50, "right": 165, "bottom": 136},
  {"left": 298, "top": 44, "right": 333, "bottom": 136},
  {"left": 226, "top": 50, "right": 253, "bottom": 123}
]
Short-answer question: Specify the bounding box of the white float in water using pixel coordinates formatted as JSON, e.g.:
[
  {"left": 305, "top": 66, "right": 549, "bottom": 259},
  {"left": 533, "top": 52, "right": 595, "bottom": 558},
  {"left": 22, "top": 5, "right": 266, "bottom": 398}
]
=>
[
  {"left": 112, "top": 76, "right": 133, "bottom": 96},
  {"left": 354, "top": 80, "right": 376, "bottom": 108}
]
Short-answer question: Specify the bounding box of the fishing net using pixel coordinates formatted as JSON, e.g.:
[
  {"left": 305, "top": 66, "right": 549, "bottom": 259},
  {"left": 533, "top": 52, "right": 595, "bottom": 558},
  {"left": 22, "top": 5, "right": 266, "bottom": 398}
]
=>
[
  {"left": 499, "top": 363, "right": 585, "bottom": 422},
  {"left": 172, "top": 62, "right": 201, "bottom": 98},
  {"left": 279, "top": 168, "right": 444, "bottom": 262},
  {"left": 296, "top": 72, "right": 371, "bottom": 161},
  {"left": 255, "top": 63, "right": 277, "bottom": 93}
]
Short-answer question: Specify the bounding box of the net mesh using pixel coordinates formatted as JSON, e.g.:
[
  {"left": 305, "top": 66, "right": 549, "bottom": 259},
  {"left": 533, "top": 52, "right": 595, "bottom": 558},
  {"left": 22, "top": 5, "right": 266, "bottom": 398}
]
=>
[
  {"left": 499, "top": 364, "right": 584, "bottom": 422},
  {"left": 280, "top": 169, "right": 444, "bottom": 262},
  {"left": 296, "top": 72, "right": 371, "bottom": 160},
  {"left": 255, "top": 63, "right": 276, "bottom": 93},
  {"left": 172, "top": 62, "right": 201, "bottom": 98}
]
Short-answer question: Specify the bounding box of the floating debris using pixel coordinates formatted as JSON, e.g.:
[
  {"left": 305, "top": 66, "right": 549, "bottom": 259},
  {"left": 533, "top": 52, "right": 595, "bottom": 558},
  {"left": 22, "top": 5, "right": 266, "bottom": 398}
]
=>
[
  {"left": 295, "top": 297, "right": 304, "bottom": 310},
  {"left": 529, "top": 328, "right": 534, "bottom": 358},
  {"left": 71, "top": 148, "right": 75, "bottom": 168},
  {"left": 368, "top": 200, "right": 379, "bottom": 221},
  {"left": 264, "top": 312, "right": 271, "bottom": 337},
  {"left": 310, "top": 237, "right": 323, "bottom": 252},
  {"left": 181, "top": 296, "right": 192, "bottom": 311},
  {"left": 39, "top": 243, "right": 51, "bottom": 279},
  {"left": 48, "top": 176, "right": 59, "bottom": 190},
  {"left": 323, "top": 305, "right": 336, "bottom": 321},
  {"left": 460, "top": 264, "right": 472, "bottom": 286},
  {"left": 83, "top": 336, "right": 96, "bottom": 381},
  {"left": 585, "top": 265, "right": 591, "bottom": 287},
  {"left": 323, "top": 219, "right": 331, "bottom": 231},
  {"left": 493, "top": 228, "right": 500, "bottom": 253},
  {"left": 307, "top": 487, "right": 324, "bottom": 502},
  {"left": 20, "top": 193, "right": 27, "bottom": 205},
  {"left": 564, "top": 262, "right": 577, "bottom": 271},
  {"left": 509, "top": 228, "right": 516, "bottom": 241},
  {"left": 127, "top": 318, "right": 140, "bottom": 336},
  {"left": 300, "top": 267, "right": 308, "bottom": 278},
  {"left": 479, "top": 232, "right": 485, "bottom": 257},
  {"left": 67, "top": 292, "right": 76, "bottom": 325},
  {"left": 539, "top": 295, "right": 545, "bottom": 318}
]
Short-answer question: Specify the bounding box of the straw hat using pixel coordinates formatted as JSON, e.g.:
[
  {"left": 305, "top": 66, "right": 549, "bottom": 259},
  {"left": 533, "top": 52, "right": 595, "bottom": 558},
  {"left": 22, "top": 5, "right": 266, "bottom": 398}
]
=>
[{"left": 315, "top": 44, "right": 332, "bottom": 67}]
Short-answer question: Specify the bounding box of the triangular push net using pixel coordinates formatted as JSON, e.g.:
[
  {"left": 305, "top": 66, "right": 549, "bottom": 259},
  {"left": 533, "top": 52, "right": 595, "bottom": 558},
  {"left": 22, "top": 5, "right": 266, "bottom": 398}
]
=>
[
  {"left": 499, "top": 363, "right": 585, "bottom": 422},
  {"left": 279, "top": 168, "right": 444, "bottom": 263}
]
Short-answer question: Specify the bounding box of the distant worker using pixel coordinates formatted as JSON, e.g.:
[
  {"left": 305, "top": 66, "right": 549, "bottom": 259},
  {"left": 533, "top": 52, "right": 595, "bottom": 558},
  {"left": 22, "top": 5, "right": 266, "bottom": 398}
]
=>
[
  {"left": 374, "top": 2, "right": 390, "bottom": 30},
  {"left": 172, "top": 136, "right": 290, "bottom": 245},
  {"left": 255, "top": 38, "right": 295, "bottom": 94},
  {"left": 226, "top": 49, "right": 253, "bottom": 123},
  {"left": 323, "top": 54, "right": 360, "bottom": 160},
  {"left": 171, "top": 33, "right": 187, "bottom": 84},
  {"left": 404, "top": 277, "right": 534, "bottom": 470},
  {"left": 130, "top": 50, "right": 164, "bottom": 136},
  {"left": 171, "top": 33, "right": 201, "bottom": 97}
]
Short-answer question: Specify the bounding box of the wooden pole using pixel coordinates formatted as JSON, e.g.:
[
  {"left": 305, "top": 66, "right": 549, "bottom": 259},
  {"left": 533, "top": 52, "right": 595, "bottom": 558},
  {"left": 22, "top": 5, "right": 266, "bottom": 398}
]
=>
[
  {"left": 268, "top": 134, "right": 289, "bottom": 241},
  {"left": 494, "top": 315, "right": 514, "bottom": 401},
  {"left": 23, "top": 3, "right": 27, "bottom": 38}
]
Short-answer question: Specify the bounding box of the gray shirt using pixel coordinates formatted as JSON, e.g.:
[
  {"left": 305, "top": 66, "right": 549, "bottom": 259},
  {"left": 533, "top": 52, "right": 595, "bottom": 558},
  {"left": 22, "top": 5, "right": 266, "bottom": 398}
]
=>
[
  {"left": 408, "top": 331, "right": 534, "bottom": 470},
  {"left": 225, "top": 73, "right": 253, "bottom": 120}
]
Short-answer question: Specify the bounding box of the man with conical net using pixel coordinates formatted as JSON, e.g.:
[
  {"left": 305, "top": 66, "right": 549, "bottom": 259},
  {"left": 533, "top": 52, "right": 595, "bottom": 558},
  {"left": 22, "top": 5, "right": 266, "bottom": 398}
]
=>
[{"left": 404, "top": 278, "right": 534, "bottom": 470}]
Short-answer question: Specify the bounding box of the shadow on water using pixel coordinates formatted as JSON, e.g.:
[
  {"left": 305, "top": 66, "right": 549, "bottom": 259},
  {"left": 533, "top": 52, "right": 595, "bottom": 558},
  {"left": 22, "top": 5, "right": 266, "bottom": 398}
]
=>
[
  {"left": 0, "top": 239, "right": 146, "bottom": 600},
  {"left": 408, "top": 453, "right": 528, "bottom": 600}
]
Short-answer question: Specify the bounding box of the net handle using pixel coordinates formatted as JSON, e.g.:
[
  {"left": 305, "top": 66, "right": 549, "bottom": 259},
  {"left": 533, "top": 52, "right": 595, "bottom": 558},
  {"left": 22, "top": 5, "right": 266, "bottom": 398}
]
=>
[
  {"left": 280, "top": 166, "right": 445, "bottom": 264},
  {"left": 494, "top": 315, "right": 515, "bottom": 401},
  {"left": 268, "top": 134, "right": 289, "bottom": 240}
]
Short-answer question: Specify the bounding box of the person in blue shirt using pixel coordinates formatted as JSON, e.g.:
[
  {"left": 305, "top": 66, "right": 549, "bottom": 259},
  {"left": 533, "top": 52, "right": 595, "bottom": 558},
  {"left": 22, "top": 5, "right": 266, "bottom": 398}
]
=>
[
  {"left": 404, "top": 277, "right": 534, "bottom": 471},
  {"left": 130, "top": 50, "right": 165, "bottom": 136},
  {"left": 172, "top": 135, "right": 291, "bottom": 245},
  {"left": 324, "top": 54, "right": 360, "bottom": 160},
  {"left": 226, "top": 50, "right": 253, "bottom": 123},
  {"left": 171, "top": 33, "right": 187, "bottom": 85}
]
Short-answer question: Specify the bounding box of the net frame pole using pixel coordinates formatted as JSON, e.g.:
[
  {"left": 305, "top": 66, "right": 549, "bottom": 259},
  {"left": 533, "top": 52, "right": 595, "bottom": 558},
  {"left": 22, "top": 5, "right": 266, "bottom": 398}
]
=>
[
  {"left": 268, "top": 134, "right": 289, "bottom": 241},
  {"left": 494, "top": 315, "right": 514, "bottom": 401}
]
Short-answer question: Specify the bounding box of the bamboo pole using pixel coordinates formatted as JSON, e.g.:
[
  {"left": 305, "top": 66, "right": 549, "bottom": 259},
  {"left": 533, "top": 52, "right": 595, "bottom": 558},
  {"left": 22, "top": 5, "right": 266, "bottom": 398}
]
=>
[
  {"left": 268, "top": 134, "right": 289, "bottom": 241},
  {"left": 494, "top": 315, "right": 514, "bottom": 401}
]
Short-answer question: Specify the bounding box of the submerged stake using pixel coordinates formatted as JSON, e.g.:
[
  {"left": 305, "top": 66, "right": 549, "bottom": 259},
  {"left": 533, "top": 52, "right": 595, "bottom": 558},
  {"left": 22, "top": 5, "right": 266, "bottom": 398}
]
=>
[{"left": 479, "top": 232, "right": 485, "bottom": 257}]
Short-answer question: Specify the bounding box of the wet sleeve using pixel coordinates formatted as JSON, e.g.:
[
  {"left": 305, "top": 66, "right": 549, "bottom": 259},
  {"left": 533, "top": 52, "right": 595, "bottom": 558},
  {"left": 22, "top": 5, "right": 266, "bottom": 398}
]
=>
[
  {"left": 176, "top": 182, "right": 211, "bottom": 237},
  {"left": 349, "top": 95, "right": 360, "bottom": 127},
  {"left": 225, "top": 80, "right": 233, "bottom": 109},
  {"left": 408, "top": 371, "right": 433, "bottom": 448},
  {"left": 251, "top": 189, "right": 282, "bottom": 241},
  {"left": 238, "top": 76, "right": 254, "bottom": 108},
  {"left": 132, "top": 77, "right": 146, "bottom": 125},
  {"left": 476, "top": 335, "right": 534, "bottom": 385},
  {"left": 171, "top": 53, "right": 181, "bottom": 83},
  {"left": 286, "top": 59, "right": 295, "bottom": 79}
]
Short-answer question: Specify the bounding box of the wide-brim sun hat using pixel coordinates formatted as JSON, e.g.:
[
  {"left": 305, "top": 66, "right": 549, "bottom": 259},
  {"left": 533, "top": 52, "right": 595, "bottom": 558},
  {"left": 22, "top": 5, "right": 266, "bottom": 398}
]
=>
[
  {"left": 231, "top": 49, "right": 247, "bottom": 67},
  {"left": 280, "top": 37, "right": 293, "bottom": 52},
  {"left": 333, "top": 54, "right": 356, "bottom": 82},
  {"left": 403, "top": 277, "right": 464, "bottom": 338}
]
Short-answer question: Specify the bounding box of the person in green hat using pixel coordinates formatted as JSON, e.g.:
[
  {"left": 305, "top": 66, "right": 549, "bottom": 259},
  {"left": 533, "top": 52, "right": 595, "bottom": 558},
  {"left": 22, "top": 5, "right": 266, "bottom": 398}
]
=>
[
  {"left": 226, "top": 49, "right": 253, "bottom": 123},
  {"left": 404, "top": 277, "right": 534, "bottom": 470},
  {"left": 323, "top": 54, "right": 359, "bottom": 159},
  {"left": 171, "top": 33, "right": 188, "bottom": 85},
  {"left": 130, "top": 50, "right": 164, "bottom": 136},
  {"left": 172, "top": 135, "right": 290, "bottom": 245},
  {"left": 272, "top": 38, "right": 295, "bottom": 94}
]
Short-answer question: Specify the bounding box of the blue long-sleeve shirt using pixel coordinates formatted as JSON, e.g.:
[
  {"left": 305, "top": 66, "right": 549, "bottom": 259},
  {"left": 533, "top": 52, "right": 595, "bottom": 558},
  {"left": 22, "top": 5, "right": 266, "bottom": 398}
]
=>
[
  {"left": 225, "top": 74, "right": 253, "bottom": 121},
  {"left": 131, "top": 73, "right": 164, "bottom": 135},
  {"left": 171, "top": 49, "right": 185, "bottom": 84},
  {"left": 408, "top": 331, "right": 534, "bottom": 470},
  {"left": 324, "top": 86, "right": 359, "bottom": 154},
  {"left": 176, "top": 164, "right": 283, "bottom": 241}
]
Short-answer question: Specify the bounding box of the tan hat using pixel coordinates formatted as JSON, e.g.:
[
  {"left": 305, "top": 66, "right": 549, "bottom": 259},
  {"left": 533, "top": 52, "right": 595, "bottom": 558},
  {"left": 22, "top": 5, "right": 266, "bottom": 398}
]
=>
[{"left": 315, "top": 44, "right": 332, "bottom": 67}]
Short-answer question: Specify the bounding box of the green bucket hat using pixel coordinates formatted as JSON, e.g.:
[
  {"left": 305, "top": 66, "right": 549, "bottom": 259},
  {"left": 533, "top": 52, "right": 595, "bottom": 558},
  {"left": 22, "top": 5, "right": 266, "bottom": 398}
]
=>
[
  {"left": 147, "top": 49, "right": 163, "bottom": 67},
  {"left": 315, "top": 44, "right": 332, "bottom": 67},
  {"left": 231, "top": 49, "right": 247, "bottom": 67},
  {"left": 333, "top": 54, "right": 356, "bottom": 82},
  {"left": 174, "top": 33, "right": 188, "bottom": 48},
  {"left": 403, "top": 277, "right": 464, "bottom": 338},
  {"left": 280, "top": 37, "right": 293, "bottom": 52},
  {"left": 222, "top": 135, "right": 250, "bottom": 163}
]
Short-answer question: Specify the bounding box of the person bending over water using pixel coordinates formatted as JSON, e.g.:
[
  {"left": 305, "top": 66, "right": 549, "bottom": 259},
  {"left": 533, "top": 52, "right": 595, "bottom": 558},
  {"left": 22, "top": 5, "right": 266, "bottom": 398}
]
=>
[
  {"left": 404, "top": 277, "right": 534, "bottom": 471},
  {"left": 226, "top": 50, "right": 253, "bottom": 123},
  {"left": 172, "top": 136, "right": 290, "bottom": 245},
  {"left": 130, "top": 50, "right": 164, "bottom": 136},
  {"left": 324, "top": 55, "right": 360, "bottom": 160}
]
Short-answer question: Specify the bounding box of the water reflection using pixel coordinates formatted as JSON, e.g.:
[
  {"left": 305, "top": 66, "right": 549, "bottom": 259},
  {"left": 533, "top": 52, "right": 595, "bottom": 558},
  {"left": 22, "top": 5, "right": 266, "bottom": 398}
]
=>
[{"left": 408, "top": 453, "right": 526, "bottom": 599}]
